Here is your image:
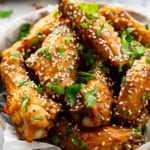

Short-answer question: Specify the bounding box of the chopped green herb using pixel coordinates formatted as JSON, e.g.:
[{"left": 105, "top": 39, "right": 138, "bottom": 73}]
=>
[
  {"left": 53, "top": 11, "right": 60, "bottom": 18},
  {"left": 19, "top": 23, "right": 31, "bottom": 39},
  {"left": 145, "top": 24, "right": 150, "bottom": 30},
  {"left": 64, "top": 35, "right": 74, "bottom": 43},
  {"left": 0, "top": 10, "right": 12, "bottom": 18},
  {"left": 84, "top": 88, "right": 98, "bottom": 108},
  {"left": 133, "top": 124, "right": 142, "bottom": 135},
  {"left": 145, "top": 56, "right": 150, "bottom": 64},
  {"left": 12, "top": 50, "right": 20, "bottom": 60},
  {"left": 118, "top": 63, "right": 124, "bottom": 73},
  {"left": 37, "top": 46, "right": 52, "bottom": 60},
  {"left": 57, "top": 45, "right": 65, "bottom": 58},
  {"left": 47, "top": 82, "right": 65, "bottom": 95},
  {"left": 81, "top": 22, "right": 89, "bottom": 29},
  {"left": 21, "top": 94, "right": 29, "bottom": 111},
  {"left": 142, "top": 92, "right": 150, "bottom": 101},
  {"left": 37, "top": 84, "right": 43, "bottom": 94},
  {"left": 33, "top": 115, "right": 43, "bottom": 120},
  {"left": 18, "top": 79, "right": 27, "bottom": 86},
  {"left": 84, "top": 50, "right": 95, "bottom": 67},
  {"left": 98, "top": 63, "right": 110, "bottom": 73},
  {"left": 66, "top": 127, "right": 72, "bottom": 137},
  {"left": 68, "top": 67, "right": 74, "bottom": 73},
  {"left": 18, "top": 80, "right": 35, "bottom": 87},
  {"left": 32, "top": 37, "right": 40, "bottom": 46},
  {"left": 121, "top": 28, "right": 135, "bottom": 56},
  {"left": 77, "top": 71, "right": 96, "bottom": 83},
  {"left": 43, "top": 53, "right": 52, "bottom": 60},
  {"left": 51, "top": 134, "right": 61, "bottom": 145},
  {"left": 37, "top": 46, "right": 50, "bottom": 54},
  {"left": 126, "top": 110, "right": 132, "bottom": 116},
  {"left": 66, "top": 84, "right": 81, "bottom": 106},
  {"left": 72, "top": 135, "right": 87, "bottom": 150},
  {"left": 96, "top": 24, "right": 105, "bottom": 37},
  {"left": 121, "top": 76, "right": 126, "bottom": 86},
  {"left": 77, "top": 44, "right": 84, "bottom": 51},
  {"left": 79, "top": 2, "right": 99, "bottom": 19},
  {"left": 126, "top": 27, "right": 135, "bottom": 34},
  {"left": 132, "top": 46, "right": 145, "bottom": 59}
]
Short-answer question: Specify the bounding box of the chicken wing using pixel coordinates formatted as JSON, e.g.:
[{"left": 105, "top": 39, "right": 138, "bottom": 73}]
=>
[
  {"left": 68, "top": 61, "right": 113, "bottom": 127},
  {"left": 115, "top": 50, "right": 150, "bottom": 125},
  {"left": 100, "top": 6, "right": 150, "bottom": 46},
  {"left": 50, "top": 118, "right": 144, "bottom": 150},
  {"left": 0, "top": 47, "right": 61, "bottom": 141},
  {"left": 26, "top": 20, "right": 79, "bottom": 98},
  {"left": 59, "top": 0, "right": 129, "bottom": 67}
]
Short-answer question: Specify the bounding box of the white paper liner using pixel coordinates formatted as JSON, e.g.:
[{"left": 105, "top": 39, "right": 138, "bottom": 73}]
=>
[{"left": 0, "top": 3, "right": 150, "bottom": 150}]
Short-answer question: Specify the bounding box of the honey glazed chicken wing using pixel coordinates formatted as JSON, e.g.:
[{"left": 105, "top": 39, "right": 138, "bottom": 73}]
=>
[
  {"left": 59, "top": 0, "right": 129, "bottom": 67},
  {"left": 115, "top": 50, "right": 150, "bottom": 125},
  {"left": 26, "top": 20, "right": 79, "bottom": 98},
  {"left": 50, "top": 118, "right": 144, "bottom": 150},
  {"left": 0, "top": 47, "right": 61, "bottom": 141},
  {"left": 68, "top": 62, "right": 113, "bottom": 127},
  {"left": 100, "top": 6, "right": 150, "bottom": 46}
]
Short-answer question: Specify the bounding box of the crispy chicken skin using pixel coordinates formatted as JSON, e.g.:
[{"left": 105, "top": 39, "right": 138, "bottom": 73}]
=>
[
  {"left": 26, "top": 20, "right": 79, "bottom": 97},
  {"left": 115, "top": 50, "right": 150, "bottom": 124},
  {"left": 0, "top": 47, "right": 61, "bottom": 141},
  {"left": 59, "top": 0, "right": 129, "bottom": 67},
  {"left": 51, "top": 118, "right": 144, "bottom": 150},
  {"left": 70, "top": 62, "right": 113, "bottom": 127},
  {"left": 100, "top": 6, "right": 150, "bottom": 46}
]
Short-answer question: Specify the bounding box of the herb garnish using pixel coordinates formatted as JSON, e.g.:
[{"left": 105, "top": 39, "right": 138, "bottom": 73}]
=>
[
  {"left": 77, "top": 71, "right": 96, "bottom": 83},
  {"left": 84, "top": 87, "right": 98, "bottom": 108},
  {"left": 96, "top": 24, "right": 105, "bottom": 37},
  {"left": 0, "top": 10, "right": 12, "bottom": 18},
  {"left": 79, "top": 2, "right": 99, "bottom": 20},
  {"left": 72, "top": 135, "right": 87, "bottom": 150},
  {"left": 21, "top": 94, "right": 29, "bottom": 111},
  {"left": 145, "top": 56, "right": 150, "bottom": 64},
  {"left": 12, "top": 50, "right": 20, "bottom": 60},
  {"left": 57, "top": 45, "right": 65, "bottom": 58},
  {"left": 47, "top": 82, "right": 65, "bottom": 95},
  {"left": 81, "top": 22, "right": 89, "bottom": 29},
  {"left": 65, "top": 84, "right": 81, "bottom": 106},
  {"left": 33, "top": 115, "right": 43, "bottom": 120},
  {"left": 19, "top": 23, "right": 31, "bottom": 39},
  {"left": 64, "top": 35, "right": 74, "bottom": 43},
  {"left": 145, "top": 24, "right": 150, "bottom": 30},
  {"left": 37, "top": 84, "right": 43, "bottom": 94},
  {"left": 121, "top": 76, "right": 126, "bottom": 86},
  {"left": 133, "top": 124, "right": 142, "bottom": 135},
  {"left": 51, "top": 134, "right": 61, "bottom": 145}
]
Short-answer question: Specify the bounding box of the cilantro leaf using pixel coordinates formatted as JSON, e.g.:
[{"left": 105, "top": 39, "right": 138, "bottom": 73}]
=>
[
  {"left": 77, "top": 71, "right": 96, "bottom": 83},
  {"left": 121, "top": 76, "right": 126, "bottom": 86},
  {"left": 19, "top": 23, "right": 31, "bottom": 39},
  {"left": 145, "top": 56, "right": 150, "bottom": 64},
  {"left": 142, "top": 92, "right": 150, "bottom": 101},
  {"left": 79, "top": 2, "right": 99, "bottom": 19},
  {"left": 84, "top": 50, "right": 95, "bottom": 67},
  {"left": 64, "top": 35, "right": 74, "bottom": 43},
  {"left": 12, "top": 50, "right": 20, "bottom": 60},
  {"left": 33, "top": 115, "right": 43, "bottom": 120},
  {"left": 21, "top": 94, "right": 29, "bottom": 111},
  {"left": 84, "top": 88, "right": 98, "bottom": 108},
  {"left": 81, "top": 22, "right": 89, "bottom": 29},
  {"left": 96, "top": 24, "right": 105, "bottom": 37},
  {"left": 51, "top": 134, "right": 61, "bottom": 145},
  {"left": 65, "top": 84, "right": 81, "bottom": 106},
  {"left": 47, "top": 82, "right": 65, "bottom": 95},
  {"left": 57, "top": 45, "right": 65, "bottom": 58},
  {"left": 37, "top": 84, "right": 43, "bottom": 94},
  {"left": 131, "top": 46, "right": 145, "bottom": 59},
  {"left": 133, "top": 124, "right": 142, "bottom": 135},
  {"left": 0, "top": 10, "right": 12, "bottom": 18},
  {"left": 72, "top": 135, "right": 87, "bottom": 150},
  {"left": 145, "top": 24, "right": 150, "bottom": 30},
  {"left": 98, "top": 63, "right": 110, "bottom": 73}
]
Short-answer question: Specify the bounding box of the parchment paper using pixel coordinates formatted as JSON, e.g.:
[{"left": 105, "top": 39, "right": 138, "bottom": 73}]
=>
[{"left": 0, "top": 4, "right": 150, "bottom": 150}]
